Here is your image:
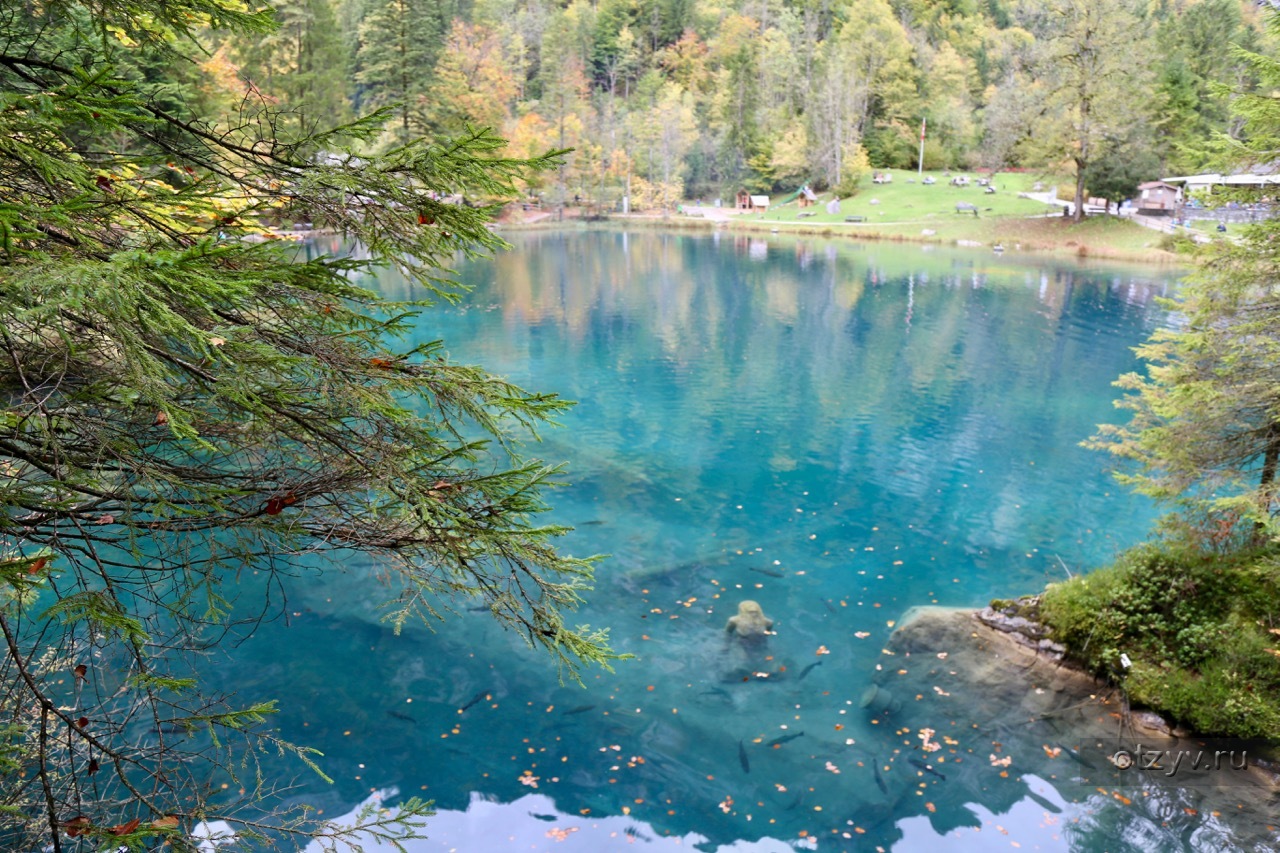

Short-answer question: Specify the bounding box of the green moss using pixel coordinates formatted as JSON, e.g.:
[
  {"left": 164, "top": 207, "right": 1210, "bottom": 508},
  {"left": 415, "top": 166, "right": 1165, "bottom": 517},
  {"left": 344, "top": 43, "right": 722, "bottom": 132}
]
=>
[{"left": 1040, "top": 542, "right": 1280, "bottom": 738}]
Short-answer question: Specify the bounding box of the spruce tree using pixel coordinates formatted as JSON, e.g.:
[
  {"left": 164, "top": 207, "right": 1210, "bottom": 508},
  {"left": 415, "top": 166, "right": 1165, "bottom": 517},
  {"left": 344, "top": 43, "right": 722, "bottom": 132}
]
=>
[
  {"left": 356, "top": 0, "right": 456, "bottom": 141},
  {"left": 1088, "top": 14, "right": 1280, "bottom": 545},
  {"left": 0, "top": 0, "right": 618, "bottom": 848},
  {"left": 233, "top": 0, "right": 353, "bottom": 139}
]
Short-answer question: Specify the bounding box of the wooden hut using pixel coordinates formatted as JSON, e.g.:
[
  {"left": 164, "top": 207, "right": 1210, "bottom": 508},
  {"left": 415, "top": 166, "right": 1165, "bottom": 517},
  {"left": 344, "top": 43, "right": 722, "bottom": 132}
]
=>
[
  {"left": 798, "top": 186, "right": 818, "bottom": 207},
  {"left": 736, "top": 190, "right": 770, "bottom": 211},
  {"left": 1135, "top": 181, "right": 1180, "bottom": 216}
]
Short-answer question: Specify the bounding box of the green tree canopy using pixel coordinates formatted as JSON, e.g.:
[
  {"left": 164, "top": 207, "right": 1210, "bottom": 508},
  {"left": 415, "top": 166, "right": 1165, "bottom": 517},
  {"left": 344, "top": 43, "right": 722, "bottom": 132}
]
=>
[{"left": 0, "top": 0, "right": 620, "bottom": 848}]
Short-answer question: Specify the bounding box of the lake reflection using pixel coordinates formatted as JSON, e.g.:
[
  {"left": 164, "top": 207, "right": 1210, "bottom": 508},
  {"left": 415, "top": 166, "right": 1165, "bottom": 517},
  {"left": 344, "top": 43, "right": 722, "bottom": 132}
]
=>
[{"left": 233, "top": 231, "right": 1262, "bottom": 851}]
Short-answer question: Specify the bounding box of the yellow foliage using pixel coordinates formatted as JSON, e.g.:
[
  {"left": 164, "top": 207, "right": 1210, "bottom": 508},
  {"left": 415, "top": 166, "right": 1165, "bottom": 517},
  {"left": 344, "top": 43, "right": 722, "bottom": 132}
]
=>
[{"left": 629, "top": 176, "right": 684, "bottom": 212}]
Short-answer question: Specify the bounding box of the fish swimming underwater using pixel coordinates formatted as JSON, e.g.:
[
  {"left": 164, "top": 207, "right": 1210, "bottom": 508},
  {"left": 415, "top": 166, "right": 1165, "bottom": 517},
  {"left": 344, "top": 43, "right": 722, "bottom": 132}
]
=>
[
  {"left": 459, "top": 690, "right": 491, "bottom": 712},
  {"left": 873, "top": 760, "right": 888, "bottom": 795},
  {"left": 797, "top": 661, "right": 823, "bottom": 681},
  {"left": 766, "top": 731, "right": 805, "bottom": 747},
  {"left": 739, "top": 739, "right": 751, "bottom": 773}
]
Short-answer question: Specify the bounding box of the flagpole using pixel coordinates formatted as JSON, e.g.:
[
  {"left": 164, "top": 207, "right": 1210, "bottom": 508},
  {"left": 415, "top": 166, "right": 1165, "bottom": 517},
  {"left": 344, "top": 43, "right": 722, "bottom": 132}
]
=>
[{"left": 918, "top": 117, "right": 926, "bottom": 179}]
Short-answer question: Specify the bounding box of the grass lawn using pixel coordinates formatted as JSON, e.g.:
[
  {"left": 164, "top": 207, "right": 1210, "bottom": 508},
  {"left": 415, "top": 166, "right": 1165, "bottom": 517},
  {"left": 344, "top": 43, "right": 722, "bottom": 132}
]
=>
[
  {"left": 698, "top": 169, "right": 1183, "bottom": 261},
  {"left": 736, "top": 169, "right": 1057, "bottom": 226}
]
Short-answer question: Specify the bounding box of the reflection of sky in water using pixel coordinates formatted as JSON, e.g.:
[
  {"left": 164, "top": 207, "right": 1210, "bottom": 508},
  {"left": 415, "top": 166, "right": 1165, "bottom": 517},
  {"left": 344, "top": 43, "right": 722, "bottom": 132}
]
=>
[{"left": 218, "top": 233, "right": 1274, "bottom": 850}]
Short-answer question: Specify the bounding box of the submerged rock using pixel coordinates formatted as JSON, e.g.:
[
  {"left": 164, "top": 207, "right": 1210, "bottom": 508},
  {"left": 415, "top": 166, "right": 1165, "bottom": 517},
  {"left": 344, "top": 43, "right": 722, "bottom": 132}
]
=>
[{"left": 875, "top": 605, "right": 1280, "bottom": 849}]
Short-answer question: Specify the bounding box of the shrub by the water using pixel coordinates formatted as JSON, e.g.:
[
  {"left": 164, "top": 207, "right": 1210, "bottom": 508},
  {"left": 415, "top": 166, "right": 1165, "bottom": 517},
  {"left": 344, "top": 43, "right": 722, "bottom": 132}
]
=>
[{"left": 1039, "top": 542, "right": 1280, "bottom": 738}]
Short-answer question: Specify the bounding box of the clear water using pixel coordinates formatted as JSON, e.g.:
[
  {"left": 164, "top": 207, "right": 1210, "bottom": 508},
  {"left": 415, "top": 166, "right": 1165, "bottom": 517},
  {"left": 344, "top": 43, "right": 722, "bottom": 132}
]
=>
[{"left": 217, "top": 230, "right": 1258, "bottom": 850}]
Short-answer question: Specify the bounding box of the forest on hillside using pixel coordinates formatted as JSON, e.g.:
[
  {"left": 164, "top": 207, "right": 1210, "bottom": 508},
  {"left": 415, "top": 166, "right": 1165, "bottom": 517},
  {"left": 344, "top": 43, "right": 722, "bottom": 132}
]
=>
[{"left": 208, "top": 0, "right": 1271, "bottom": 207}]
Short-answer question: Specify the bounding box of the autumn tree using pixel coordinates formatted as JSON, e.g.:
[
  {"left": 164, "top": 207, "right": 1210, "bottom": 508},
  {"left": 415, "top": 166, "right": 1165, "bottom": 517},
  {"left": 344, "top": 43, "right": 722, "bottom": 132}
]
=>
[
  {"left": 1024, "top": 0, "right": 1152, "bottom": 221},
  {"left": 0, "top": 0, "right": 620, "bottom": 848},
  {"left": 809, "top": 0, "right": 913, "bottom": 189},
  {"left": 708, "top": 14, "right": 763, "bottom": 184},
  {"left": 424, "top": 19, "right": 523, "bottom": 133}
]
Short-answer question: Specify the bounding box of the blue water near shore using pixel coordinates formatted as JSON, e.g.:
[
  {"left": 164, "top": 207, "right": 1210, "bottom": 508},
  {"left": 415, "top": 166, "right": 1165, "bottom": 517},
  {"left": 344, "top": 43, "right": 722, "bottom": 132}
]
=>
[{"left": 218, "top": 231, "right": 1228, "bottom": 850}]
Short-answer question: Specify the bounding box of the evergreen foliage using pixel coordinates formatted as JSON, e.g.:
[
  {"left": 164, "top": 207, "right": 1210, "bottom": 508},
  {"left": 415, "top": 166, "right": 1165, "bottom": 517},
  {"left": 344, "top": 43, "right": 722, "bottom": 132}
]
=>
[
  {"left": 1088, "top": 14, "right": 1280, "bottom": 536},
  {"left": 0, "top": 0, "right": 620, "bottom": 847}
]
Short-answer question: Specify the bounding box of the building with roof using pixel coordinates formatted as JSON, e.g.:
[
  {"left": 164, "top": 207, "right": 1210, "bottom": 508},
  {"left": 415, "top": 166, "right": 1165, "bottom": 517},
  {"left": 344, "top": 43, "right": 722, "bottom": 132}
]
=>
[{"left": 1135, "top": 181, "right": 1181, "bottom": 216}]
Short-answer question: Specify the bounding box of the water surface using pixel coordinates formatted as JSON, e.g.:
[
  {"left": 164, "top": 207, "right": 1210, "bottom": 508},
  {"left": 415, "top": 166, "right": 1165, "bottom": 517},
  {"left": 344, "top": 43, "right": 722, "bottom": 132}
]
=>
[{"left": 221, "top": 231, "right": 1243, "bottom": 851}]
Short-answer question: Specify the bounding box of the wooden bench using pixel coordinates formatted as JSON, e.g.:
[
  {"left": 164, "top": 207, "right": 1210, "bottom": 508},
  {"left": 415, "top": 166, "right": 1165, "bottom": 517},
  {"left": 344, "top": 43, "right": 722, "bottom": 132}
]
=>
[{"left": 845, "top": 215, "right": 866, "bottom": 223}]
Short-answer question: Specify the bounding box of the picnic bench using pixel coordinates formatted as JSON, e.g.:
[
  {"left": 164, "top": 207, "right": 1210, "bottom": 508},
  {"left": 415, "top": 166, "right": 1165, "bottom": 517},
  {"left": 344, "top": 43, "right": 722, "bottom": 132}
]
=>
[{"left": 845, "top": 215, "right": 866, "bottom": 223}]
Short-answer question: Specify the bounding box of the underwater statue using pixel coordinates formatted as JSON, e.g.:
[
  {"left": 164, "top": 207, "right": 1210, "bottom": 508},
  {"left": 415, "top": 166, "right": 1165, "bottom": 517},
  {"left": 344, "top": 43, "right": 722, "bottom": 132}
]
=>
[
  {"left": 725, "top": 600, "right": 774, "bottom": 643},
  {"left": 717, "top": 600, "right": 782, "bottom": 683}
]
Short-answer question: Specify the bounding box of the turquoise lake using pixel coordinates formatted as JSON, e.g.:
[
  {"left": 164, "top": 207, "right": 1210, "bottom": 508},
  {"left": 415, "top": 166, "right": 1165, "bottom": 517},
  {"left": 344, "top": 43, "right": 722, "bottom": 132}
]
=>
[{"left": 216, "top": 231, "right": 1276, "bottom": 851}]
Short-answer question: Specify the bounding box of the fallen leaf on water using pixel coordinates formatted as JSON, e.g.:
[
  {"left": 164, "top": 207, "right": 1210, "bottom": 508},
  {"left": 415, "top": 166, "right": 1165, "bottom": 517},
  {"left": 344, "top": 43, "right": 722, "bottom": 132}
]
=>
[
  {"left": 87, "top": 757, "right": 99, "bottom": 775},
  {"left": 925, "top": 802, "right": 936, "bottom": 812},
  {"left": 854, "top": 632, "right": 871, "bottom": 639},
  {"left": 152, "top": 816, "right": 181, "bottom": 830}
]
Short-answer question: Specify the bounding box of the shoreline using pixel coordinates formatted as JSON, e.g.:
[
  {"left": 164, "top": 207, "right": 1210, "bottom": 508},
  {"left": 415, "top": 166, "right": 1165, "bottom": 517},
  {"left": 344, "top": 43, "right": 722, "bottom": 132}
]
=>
[
  {"left": 275, "top": 210, "right": 1189, "bottom": 269},
  {"left": 494, "top": 212, "right": 1189, "bottom": 268}
]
